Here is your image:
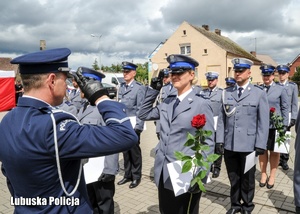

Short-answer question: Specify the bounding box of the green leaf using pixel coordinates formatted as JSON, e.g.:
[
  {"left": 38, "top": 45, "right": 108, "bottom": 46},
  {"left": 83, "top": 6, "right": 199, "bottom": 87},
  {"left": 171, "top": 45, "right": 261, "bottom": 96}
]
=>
[
  {"left": 207, "top": 154, "right": 220, "bottom": 162},
  {"left": 203, "top": 130, "right": 213, "bottom": 137},
  {"left": 195, "top": 153, "right": 203, "bottom": 159},
  {"left": 197, "top": 180, "right": 206, "bottom": 192},
  {"left": 191, "top": 144, "right": 201, "bottom": 151},
  {"left": 182, "top": 160, "right": 192, "bottom": 173},
  {"left": 200, "top": 145, "right": 210, "bottom": 151},
  {"left": 194, "top": 158, "right": 202, "bottom": 167},
  {"left": 184, "top": 138, "right": 195, "bottom": 147},
  {"left": 199, "top": 170, "right": 207, "bottom": 179},
  {"left": 187, "top": 132, "right": 195, "bottom": 141},
  {"left": 182, "top": 155, "right": 193, "bottom": 161},
  {"left": 190, "top": 177, "right": 198, "bottom": 187},
  {"left": 174, "top": 151, "right": 185, "bottom": 160}
]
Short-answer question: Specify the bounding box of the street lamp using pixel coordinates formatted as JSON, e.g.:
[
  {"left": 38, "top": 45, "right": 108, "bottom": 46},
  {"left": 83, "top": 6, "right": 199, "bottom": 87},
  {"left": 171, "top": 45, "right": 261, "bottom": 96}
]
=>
[{"left": 91, "top": 34, "right": 102, "bottom": 69}]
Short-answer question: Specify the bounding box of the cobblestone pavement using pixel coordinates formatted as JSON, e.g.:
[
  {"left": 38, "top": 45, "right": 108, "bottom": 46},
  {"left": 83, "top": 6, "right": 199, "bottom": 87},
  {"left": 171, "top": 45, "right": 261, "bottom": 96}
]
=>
[{"left": 0, "top": 111, "right": 297, "bottom": 214}]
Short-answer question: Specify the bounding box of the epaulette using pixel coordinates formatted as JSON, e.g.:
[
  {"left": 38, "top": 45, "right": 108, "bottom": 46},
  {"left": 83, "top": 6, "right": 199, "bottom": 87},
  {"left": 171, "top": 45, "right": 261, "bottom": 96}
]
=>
[
  {"left": 135, "top": 81, "right": 142, "bottom": 86},
  {"left": 121, "top": 82, "right": 126, "bottom": 86},
  {"left": 289, "top": 81, "right": 296, "bottom": 85},
  {"left": 254, "top": 85, "right": 264, "bottom": 90},
  {"left": 64, "top": 101, "right": 73, "bottom": 106},
  {"left": 217, "top": 87, "right": 223, "bottom": 91},
  {"left": 196, "top": 93, "right": 209, "bottom": 99}
]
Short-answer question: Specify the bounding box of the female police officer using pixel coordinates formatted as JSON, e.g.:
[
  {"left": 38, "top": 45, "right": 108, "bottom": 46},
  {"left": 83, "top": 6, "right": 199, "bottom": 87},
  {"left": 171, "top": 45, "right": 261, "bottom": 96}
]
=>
[{"left": 138, "top": 54, "right": 215, "bottom": 214}]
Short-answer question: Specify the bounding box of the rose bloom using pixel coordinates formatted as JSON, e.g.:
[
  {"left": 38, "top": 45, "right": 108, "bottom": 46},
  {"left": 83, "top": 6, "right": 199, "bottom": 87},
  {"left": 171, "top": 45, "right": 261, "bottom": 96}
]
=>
[
  {"left": 270, "top": 107, "right": 276, "bottom": 113},
  {"left": 191, "top": 114, "right": 206, "bottom": 129}
]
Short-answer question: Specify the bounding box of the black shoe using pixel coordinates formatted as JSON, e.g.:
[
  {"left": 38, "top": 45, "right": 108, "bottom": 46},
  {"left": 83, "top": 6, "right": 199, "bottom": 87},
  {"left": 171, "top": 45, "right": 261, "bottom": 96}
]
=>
[
  {"left": 226, "top": 208, "right": 241, "bottom": 214},
  {"left": 129, "top": 179, "right": 141, "bottom": 188},
  {"left": 281, "top": 162, "right": 289, "bottom": 170},
  {"left": 266, "top": 178, "right": 274, "bottom": 189},
  {"left": 212, "top": 168, "right": 220, "bottom": 178},
  {"left": 117, "top": 178, "right": 131, "bottom": 185},
  {"left": 259, "top": 175, "right": 268, "bottom": 187},
  {"left": 242, "top": 210, "right": 251, "bottom": 214}
]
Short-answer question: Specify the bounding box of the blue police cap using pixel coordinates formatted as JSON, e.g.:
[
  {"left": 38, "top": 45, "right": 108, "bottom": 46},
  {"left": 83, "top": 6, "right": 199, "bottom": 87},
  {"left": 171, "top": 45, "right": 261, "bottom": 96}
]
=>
[
  {"left": 205, "top": 71, "right": 219, "bottom": 80},
  {"left": 232, "top": 58, "right": 253, "bottom": 71},
  {"left": 225, "top": 77, "right": 236, "bottom": 84},
  {"left": 10, "top": 48, "right": 71, "bottom": 75},
  {"left": 122, "top": 61, "right": 137, "bottom": 71},
  {"left": 80, "top": 67, "right": 105, "bottom": 82},
  {"left": 276, "top": 64, "right": 290, "bottom": 73},
  {"left": 260, "top": 64, "right": 275, "bottom": 76},
  {"left": 159, "top": 68, "right": 170, "bottom": 77},
  {"left": 167, "top": 54, "right": 199, "bottom": 74}
]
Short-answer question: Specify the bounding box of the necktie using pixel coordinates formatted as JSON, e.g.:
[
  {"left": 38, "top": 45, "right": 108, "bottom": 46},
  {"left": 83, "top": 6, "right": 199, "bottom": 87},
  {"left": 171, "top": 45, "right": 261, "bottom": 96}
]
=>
[
  {"left": 72, "top": 89, "right": 76, "bottom": 95},
  {"left": 82, "top": 102, "right": 89, "bottom": 113},
  {"left": 265, "top": 85, "right": 270, "bottom": 93},
  {"left": 238, "top": 87, "right": 243, "bottom": 98},
  {"left": 125, "top": 85, "right": 129, "bottom": 91},
  {"left": 172, "top": 98, "right": 180, "bottom": 118}
]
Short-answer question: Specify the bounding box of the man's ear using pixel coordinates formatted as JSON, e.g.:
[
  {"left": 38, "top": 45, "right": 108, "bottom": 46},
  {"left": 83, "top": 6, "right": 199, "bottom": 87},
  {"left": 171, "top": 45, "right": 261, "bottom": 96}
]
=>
[{"left": 47, "top": 73, "right": 56, "bottom": 86}]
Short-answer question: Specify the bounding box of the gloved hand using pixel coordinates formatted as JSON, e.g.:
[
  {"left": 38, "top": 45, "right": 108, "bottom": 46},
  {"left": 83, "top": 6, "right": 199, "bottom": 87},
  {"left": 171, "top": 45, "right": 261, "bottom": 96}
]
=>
[
  {"left": 215, "top": 143, "right": 224, "bottom": 155},
  {"left": 72, "top": 67, "right": 108, "bottom": 105},
  {"left": 255, "top": 147, "right": 265, "bottom": 156},
  {"left": 188, "top": 184, "right": 201, "bottom": 194},
  {"left": 150, "top": 77, "right": 163, "bottom": 91},
  {"left": 279, "top": 126, "right": 287, "bottom": 137},
  {"left": 287, "top": 119, "right": 296, "bottom": 131},
  {"left": 98, "top": 173, "right": 115, "bottom": 182}
]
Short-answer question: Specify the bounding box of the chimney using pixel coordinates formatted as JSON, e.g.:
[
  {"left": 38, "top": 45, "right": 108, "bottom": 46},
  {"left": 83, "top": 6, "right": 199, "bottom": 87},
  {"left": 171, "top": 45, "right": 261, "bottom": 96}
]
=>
[
  {"left": 202, "top": 25, "right": 209, "bottom": 31},
  {"left": 250, "top": 51, "right": 256, "bottom": 57},
  {"left": 215, "top": 29, "right": 221, "bottom": 35}
]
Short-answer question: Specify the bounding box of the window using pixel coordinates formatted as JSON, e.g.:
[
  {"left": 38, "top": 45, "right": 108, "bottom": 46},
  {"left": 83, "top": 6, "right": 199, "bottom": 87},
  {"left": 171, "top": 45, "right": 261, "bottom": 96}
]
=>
[
  {"left": 180, "top": 43, "right": 191, "bottom": 55},
  {"left": 183, "top": 30, "right": 186, "bottom": 35},
  {"left": 204, "top": 49, "right": 207, "bottom": 54}
]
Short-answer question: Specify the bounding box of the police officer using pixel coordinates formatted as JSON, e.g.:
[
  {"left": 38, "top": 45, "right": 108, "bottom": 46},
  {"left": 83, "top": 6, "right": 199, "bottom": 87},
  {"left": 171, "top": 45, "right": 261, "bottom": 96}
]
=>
[
  {"left": 117, "top": 61, "right": 146, "bottom": 188},
  {"left": 258, "top": 64, "right": 289, "bottom": 189},
  {"left": 69, "top": 75, "right": 86, "bottom": 112},
  {"left": 277, "top": 64, "right": 299, "bottom": 170},
  {"left": 155, "top": 68, "right": 177, "bottom": 139},
  {"left": 217, "top": 58, "right": 269, "bottom": 214},
  {"left": 139, "top": 54, "right": 215, "bottom": 214},
  {"left": 0, "top": 48, "right": 138, "bottom": 214},
  {"left": 225, "top": 77, "right": 236, "bottom": 87},
  {"left": 201, "top": 71, "right": 223, "bottom": 178},
  {"left": 77, "top": 67, "right": 118, "bottom": 214}
]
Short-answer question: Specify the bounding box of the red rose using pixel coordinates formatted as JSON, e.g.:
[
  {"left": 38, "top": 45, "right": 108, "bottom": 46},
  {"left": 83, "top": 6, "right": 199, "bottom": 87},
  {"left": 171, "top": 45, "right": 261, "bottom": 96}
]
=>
[
  {"left": 270, "top": 107, "right": 276, "bottom": 113},
  {"left": 191, "top": 114, "right": 206, "bottom": 129}
]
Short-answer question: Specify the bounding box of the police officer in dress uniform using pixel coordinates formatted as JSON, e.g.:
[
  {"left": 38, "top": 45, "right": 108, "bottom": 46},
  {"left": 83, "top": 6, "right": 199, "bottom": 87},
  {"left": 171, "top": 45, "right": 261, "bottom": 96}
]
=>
[
  {"left": 155, "top": 68, "right": 177, "bottom": 139},
  {"left": 277, "top": 64, "right": 299, "bottom": 170},
  {"left": 201, "top": 71, "right": 223, "bottom": 178},
  {"left": 225, "top": 77, "right": 236, "bottom": 87},
  {"left": 0, "top": 48, "right": 138, "bottom": 214},
  {"left": 139, "top": 54, "right": 215, "bottom": 214},
  {"left": 216, "top": 58, "right": 269, "bottom": 214},
  {"left": 77, "top": 67, "right": 119, "bottom": 214},
  {"left": 258, "top": 64, "right": 289, "bottom": 190},
  {"left": 117, "top": 61, "right": 146, "bottom": 188}
]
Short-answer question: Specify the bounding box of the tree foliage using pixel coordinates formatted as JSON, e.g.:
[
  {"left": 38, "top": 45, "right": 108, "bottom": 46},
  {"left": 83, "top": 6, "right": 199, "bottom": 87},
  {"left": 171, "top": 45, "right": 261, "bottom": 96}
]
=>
[
  {"left": 93, "top": 62, "right": 149, "bottom": 85},
  {"left": 291, "top": 66, "right": 300, "bottom": 91}
]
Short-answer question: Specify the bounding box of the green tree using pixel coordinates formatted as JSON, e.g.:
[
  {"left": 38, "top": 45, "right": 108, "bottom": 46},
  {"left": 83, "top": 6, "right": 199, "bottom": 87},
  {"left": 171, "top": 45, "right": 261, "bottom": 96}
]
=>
[
  {"left": 291, "top": 66, "right": 300, "bottom": 90},
  {"left": 92, "top": 59, "right": 100, "bottom": 70},
  {"left": 97, "top": 62, "right": 149, "bottom": 84}
]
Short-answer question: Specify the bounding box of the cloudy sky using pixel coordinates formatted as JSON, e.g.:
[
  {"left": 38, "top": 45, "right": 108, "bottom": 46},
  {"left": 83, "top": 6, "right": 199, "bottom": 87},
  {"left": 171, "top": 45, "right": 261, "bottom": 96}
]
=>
[{"left": 0, "top": 0, "right": 299, "bottom": 70}]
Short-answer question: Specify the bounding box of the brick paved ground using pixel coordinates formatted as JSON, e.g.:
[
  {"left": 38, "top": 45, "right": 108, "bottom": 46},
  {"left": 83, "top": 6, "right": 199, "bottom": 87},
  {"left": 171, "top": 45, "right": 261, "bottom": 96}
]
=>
[{"left": 0, "top": 111, "right": 297, "bottom": 213}]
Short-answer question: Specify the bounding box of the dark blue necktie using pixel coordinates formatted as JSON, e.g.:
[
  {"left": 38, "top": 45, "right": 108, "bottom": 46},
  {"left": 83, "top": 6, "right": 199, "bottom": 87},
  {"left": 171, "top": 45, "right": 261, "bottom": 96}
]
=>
[
  {"left": 172, "top": 98, "right": 180, "bottom": 118},
  {"left": 265, "top": 85, "right": 270, "bottom": 93},
  {"left": 238, "top": 87, "right": 243, "bottom": 98}
]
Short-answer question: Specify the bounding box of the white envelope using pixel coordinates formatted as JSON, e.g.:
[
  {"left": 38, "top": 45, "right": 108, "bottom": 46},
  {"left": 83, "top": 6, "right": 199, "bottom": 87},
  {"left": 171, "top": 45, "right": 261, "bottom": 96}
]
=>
[
  {"left": 274, "top": 131, "right": 291, "bottom": 154},
  {"left": 167, "top": 160, "right": 211, "bottom": 197},
  {"left": 83, "top": 157, "right": 104, "bottom": 184}
]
